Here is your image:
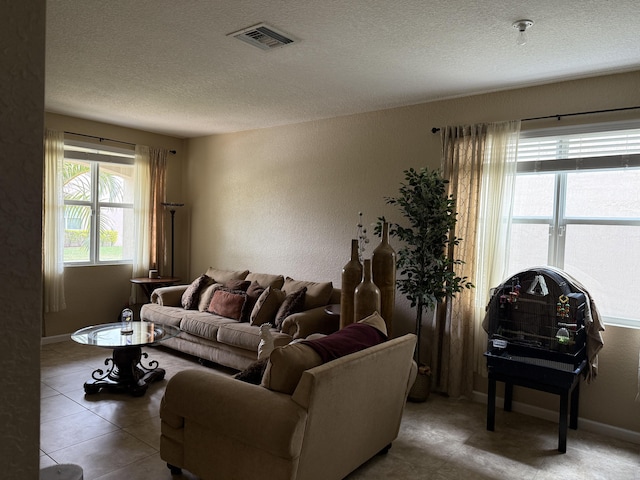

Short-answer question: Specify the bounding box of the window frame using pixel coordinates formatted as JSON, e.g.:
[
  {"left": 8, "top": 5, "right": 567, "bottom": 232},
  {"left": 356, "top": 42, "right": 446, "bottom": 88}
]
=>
[
  {"left": 62, "top": 139, "right": 135, "bottom": 266},
  {"left": 512, "top": 123, "right": 640, "bottom": 329}
]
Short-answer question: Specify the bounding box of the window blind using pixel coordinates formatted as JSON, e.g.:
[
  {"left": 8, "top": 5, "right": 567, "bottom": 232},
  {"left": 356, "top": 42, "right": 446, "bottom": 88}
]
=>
[{"left": 517, "top": 128, "right": 640, "bottom": 173}]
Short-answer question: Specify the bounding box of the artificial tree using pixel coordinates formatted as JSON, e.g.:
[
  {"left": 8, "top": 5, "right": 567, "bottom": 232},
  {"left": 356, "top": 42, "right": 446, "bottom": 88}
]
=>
[{"left": 378, "top": 167, "right": 474, "bottom": 400}]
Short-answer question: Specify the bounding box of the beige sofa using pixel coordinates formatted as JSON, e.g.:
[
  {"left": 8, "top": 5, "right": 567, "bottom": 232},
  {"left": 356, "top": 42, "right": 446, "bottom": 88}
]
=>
[
  {"left": 140, "top": 268, "right": 340, "bottom": 371},
  {"left": 160, "top": 331, "right": 417, "bottom": 480}
]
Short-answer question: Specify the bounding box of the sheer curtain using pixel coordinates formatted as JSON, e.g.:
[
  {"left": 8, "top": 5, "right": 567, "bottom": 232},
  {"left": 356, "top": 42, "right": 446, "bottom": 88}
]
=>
[
  {"left": 43, "top": 129, "right": 66, "bottom": 313},
  {"left": 130, "top": 145, "right": 167, "bottom": 304},
  {"left": 435, "top": 121, "right": 520, "bottom": 398},
  {"left": 472, "top": 121, "right": 520, "bottom": 375}
]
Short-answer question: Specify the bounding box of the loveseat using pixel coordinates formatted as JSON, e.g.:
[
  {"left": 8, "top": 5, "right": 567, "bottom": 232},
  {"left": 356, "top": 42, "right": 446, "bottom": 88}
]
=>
[
  {"left": 160, "top": 314, "right": 417, "bottom": 480},
  {"left": 140, "top": 268, "right": 340, "bottom": 371}
]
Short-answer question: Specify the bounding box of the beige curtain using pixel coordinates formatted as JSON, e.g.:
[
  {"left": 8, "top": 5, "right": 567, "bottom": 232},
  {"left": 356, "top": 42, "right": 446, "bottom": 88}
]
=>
[
  {"left": 130, "top": 146, "right": 167, "bottom": 304},
  {"left": 472, "top": 121, "right": 521, "bottom": 375},
  {"left": 435, "top": 121, "right": 520, "bottom": 398},
  {"left": 43, "top": 129, "right": 66, "bottom": 313}
]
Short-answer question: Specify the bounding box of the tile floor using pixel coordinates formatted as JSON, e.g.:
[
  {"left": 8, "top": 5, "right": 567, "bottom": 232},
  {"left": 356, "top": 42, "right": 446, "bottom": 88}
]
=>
[{"left": 41, "top": 340, "right": 640, "bottom": 480}]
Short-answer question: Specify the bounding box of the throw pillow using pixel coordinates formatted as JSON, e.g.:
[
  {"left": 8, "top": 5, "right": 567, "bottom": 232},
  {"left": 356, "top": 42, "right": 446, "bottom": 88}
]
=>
[
  {"left": 260, "top": 343, "right": 323, "bottom": 395},
  {"left": 245, "top": 272, "right": 285, "bottom": 289},
  {"left": 241, "top": 281, "right": 266, "bottom": 322},
  {"left": 274, "top": 287, "right": 307, "bottom": 330},
  {"left": 197, "top": 283, "right": 222, "bottom": 312},
  {"left": 181, "top": 274, "right": 213, "bottom": 310},
  {"left": 357, "top": 310, "right": 388, "bottom": 337},
  {"left": 205, "top": 267, "right": 250, "bottom": 284},
  {"left": 234, "top": 359, "right": 269, "bottom": 385},
  {"left": 208, "top": 288, "right": 247, "bottom": 320},
  {"left": 225, "top": 279, "right": 251, "bottom": 291},
  {"left": 282, "top": 277, "right": 333, "bottom": 310},
  {"left": 249, "top": 286, "right": 286, "bottom": 326}
]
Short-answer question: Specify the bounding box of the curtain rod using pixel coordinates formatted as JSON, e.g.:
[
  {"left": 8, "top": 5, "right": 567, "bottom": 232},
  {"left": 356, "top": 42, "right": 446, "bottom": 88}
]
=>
[
  {"left": 64, "top": 131, "right": 177, "bottom": 154},
  {"left": 430, "top": 105, "right": 640, "bottom": 134}
]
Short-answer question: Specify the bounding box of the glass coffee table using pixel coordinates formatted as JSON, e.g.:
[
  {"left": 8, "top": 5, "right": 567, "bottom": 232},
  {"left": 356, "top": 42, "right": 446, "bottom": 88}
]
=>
[{"left": 71, "top": 321, "right": 180, "bottom": 396}]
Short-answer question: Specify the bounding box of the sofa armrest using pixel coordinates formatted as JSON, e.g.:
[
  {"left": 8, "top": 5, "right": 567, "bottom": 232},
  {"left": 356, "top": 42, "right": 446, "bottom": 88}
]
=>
[
  {"left": 161, "top": 369, "right": 307, "bottom": 458},
  {"left": 280, "top": 306, "right": 340, "bottom": 340},
  {"left": 150, "top": 285, "right": 188, "bottom": 306}
]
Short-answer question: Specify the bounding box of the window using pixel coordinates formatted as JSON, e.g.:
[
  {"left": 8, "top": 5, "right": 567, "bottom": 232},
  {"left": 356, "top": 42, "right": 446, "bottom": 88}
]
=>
[
  {"left": 507, "top": 124, "right": 640, "bottom": 327},
  {"left": 63, "top": 140, "right": 135, "bottom": 264}
]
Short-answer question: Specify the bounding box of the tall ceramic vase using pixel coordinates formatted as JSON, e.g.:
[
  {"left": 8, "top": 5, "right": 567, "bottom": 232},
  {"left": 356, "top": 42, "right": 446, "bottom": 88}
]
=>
[
  {"left": 354, "top": 259, "right": 381, "bottom": 322},
  {"left": 372, "top": 221, "right": 396, "bottom": 337},
  {"left": 340, "top": 239, "right": 362, "bottom": 329}
]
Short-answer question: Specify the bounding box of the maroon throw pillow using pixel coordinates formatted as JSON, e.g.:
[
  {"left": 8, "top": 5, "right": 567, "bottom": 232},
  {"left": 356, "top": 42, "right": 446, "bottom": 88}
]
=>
[
  {"left": 302, "top": 323, "right": 387, "bottom": 363},
  {"left": 208, "top": 289, "right": 247, "bottom": 320}
]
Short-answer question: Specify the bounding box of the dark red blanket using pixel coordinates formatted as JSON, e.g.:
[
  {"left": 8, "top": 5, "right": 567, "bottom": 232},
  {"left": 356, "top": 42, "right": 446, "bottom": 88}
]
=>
[{"left": 302, "top": 323, "right": 387, "bottom": 363}]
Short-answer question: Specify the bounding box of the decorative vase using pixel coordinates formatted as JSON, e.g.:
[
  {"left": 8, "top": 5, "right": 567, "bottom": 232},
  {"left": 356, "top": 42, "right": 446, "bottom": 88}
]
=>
[
  {"left": 354, "top": 259, "right": 381, "bottom": 322},
  {"left": 408, "top": 365, "right": 432, "bottom": 403},
  {"left": 372, "top": 221, "right": 396, "bottom": 337},
  {"left": 340, "top": 239, "right": 363, "bottom": 329}
]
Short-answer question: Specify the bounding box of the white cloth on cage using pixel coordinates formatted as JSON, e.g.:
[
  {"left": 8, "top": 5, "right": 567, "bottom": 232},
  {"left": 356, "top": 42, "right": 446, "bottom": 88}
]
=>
[{"left": 543, "top": 266, "right": 605, "bottom": 383}]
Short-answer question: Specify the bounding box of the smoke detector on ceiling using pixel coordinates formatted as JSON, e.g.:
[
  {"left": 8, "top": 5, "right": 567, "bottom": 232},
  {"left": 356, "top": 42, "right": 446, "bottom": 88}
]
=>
[{"left": 228, "top": 23, "right": 297, "bottom": 51}]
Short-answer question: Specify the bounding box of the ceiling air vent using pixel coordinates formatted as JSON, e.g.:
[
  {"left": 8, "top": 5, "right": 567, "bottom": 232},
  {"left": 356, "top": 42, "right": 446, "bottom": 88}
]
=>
[{"left": 229, "top": 23, "right": 296, "bottom": 51}]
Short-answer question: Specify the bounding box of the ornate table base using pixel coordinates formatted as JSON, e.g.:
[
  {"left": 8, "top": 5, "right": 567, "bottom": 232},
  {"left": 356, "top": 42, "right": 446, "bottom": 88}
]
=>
[{"left": 84, "top": 346, "right": 165, "bottom": 396}]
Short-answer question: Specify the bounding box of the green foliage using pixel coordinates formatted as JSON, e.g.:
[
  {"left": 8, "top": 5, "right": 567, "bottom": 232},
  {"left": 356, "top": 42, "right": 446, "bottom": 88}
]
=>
[
  {"left": 380, "top": 167, "right": 474, "bottom": 310},
  {"left": 378, "top": 168, "right": 474, "bottom": 363},
  {"left": 100, "top": 230, "right": 118, "bottom": 247},
  {"left": 64, "top": 229, "right": 89, "bottom": 247}
]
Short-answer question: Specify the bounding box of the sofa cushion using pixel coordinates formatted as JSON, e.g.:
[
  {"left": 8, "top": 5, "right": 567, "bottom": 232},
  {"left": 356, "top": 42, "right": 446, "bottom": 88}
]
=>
[
  {"left": 180, "top": 312, "right": 236, "bottom": 341},
  {"left": 282, "top": 277, "right": 333, "bottom": 310},
  {"left": 275, "top": 287, "right": 307, "bottom": 330},
  {"left": 205, "top": 267, "right": 250, "bottom": 284},
  {"left": 250, "top": 286, "right": 286, "bottom": 326},
  {"left": 197, "top": 283, "right": 223, "bottom": 312},
  {"left": 208, "top": 288, "right": 247, "bottom": 321},
  {"left": 245, "top": 272, "right": 285, "bottom": 289},
  {"left": 261, "top": 342, "right": 323, "bottom": 395},
  {"left": 181, "top": 274, "right": 213, "bottom": 310},
  {"left": 217, "top": 322, "right": 292, "bottom": 351},
  {"left": 140, "top": 303, "right": 185, "bottom": 327}
]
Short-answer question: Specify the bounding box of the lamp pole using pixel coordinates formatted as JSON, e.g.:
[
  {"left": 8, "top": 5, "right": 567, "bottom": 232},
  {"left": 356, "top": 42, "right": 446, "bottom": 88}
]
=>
[{"left": 161, "top": 202, "right": 184, "bottom": 277}]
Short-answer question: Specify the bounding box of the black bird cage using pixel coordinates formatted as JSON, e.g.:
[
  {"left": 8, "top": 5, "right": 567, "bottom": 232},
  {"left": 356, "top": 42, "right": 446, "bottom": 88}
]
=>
[{"left": 484, "top": 267, "right": 587, "bottom": 373}]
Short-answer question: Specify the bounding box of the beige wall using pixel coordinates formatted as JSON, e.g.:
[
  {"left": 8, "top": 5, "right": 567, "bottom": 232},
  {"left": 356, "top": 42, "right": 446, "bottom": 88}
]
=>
[
  {"left": 43, "top": 113, "right": 187, "bottom": 336},
  {"left": 185, "top": 70, "right": 640, "bottom": 436},
  {"left": 1, "top": 0, "right": 45, "bottom": 477}
]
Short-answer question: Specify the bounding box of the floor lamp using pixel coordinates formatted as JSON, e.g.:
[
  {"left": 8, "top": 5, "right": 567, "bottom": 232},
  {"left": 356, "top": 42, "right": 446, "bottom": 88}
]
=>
[{"left": 161, "top": 202, "right": 184, "bottom": 277}]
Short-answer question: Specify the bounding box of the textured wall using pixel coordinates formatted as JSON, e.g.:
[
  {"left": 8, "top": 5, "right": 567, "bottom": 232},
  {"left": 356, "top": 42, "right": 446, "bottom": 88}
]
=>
[
  {"left": 0, "top": 1, "right": 46, "bottom": 478},
  {"left": 186, "top": 70, "right": 640, "bottom": 435}
]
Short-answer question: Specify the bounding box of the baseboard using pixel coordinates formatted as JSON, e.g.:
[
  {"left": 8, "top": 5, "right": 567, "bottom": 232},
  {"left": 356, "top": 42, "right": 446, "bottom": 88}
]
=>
[
  {"left": 472, "top": 390, "right": 640, "bottom": 445},
  {"left": 41, "top": 334, "right": 71, "bottom": 345}
]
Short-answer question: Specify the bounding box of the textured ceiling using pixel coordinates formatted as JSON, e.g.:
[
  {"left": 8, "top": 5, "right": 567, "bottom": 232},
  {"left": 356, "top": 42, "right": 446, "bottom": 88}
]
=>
[{"left": 45, "top": 0, "right": 640, "bottom": 138}]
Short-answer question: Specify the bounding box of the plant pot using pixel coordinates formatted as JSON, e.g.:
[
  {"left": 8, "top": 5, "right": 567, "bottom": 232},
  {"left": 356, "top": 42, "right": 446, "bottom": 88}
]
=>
[{"left": 408, "top": 365, "right": 431, "bottom": 403}]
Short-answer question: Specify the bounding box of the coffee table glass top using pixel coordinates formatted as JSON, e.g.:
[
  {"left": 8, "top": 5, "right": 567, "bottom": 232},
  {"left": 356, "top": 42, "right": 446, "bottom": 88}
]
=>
[{"left": 71, "top": 322, "right": 180, "bottom": 348}]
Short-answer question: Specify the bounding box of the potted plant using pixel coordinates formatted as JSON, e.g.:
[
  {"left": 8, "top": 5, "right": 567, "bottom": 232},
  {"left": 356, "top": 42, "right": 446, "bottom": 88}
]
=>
[{"left": 377, "top": 167, "right": 474, "bottom": 402}]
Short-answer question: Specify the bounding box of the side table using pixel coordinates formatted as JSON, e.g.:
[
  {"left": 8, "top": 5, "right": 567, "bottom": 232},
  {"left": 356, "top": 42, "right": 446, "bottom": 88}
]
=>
[{"left": 130, "top": 276, "right": 181, "bottom": 301}]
